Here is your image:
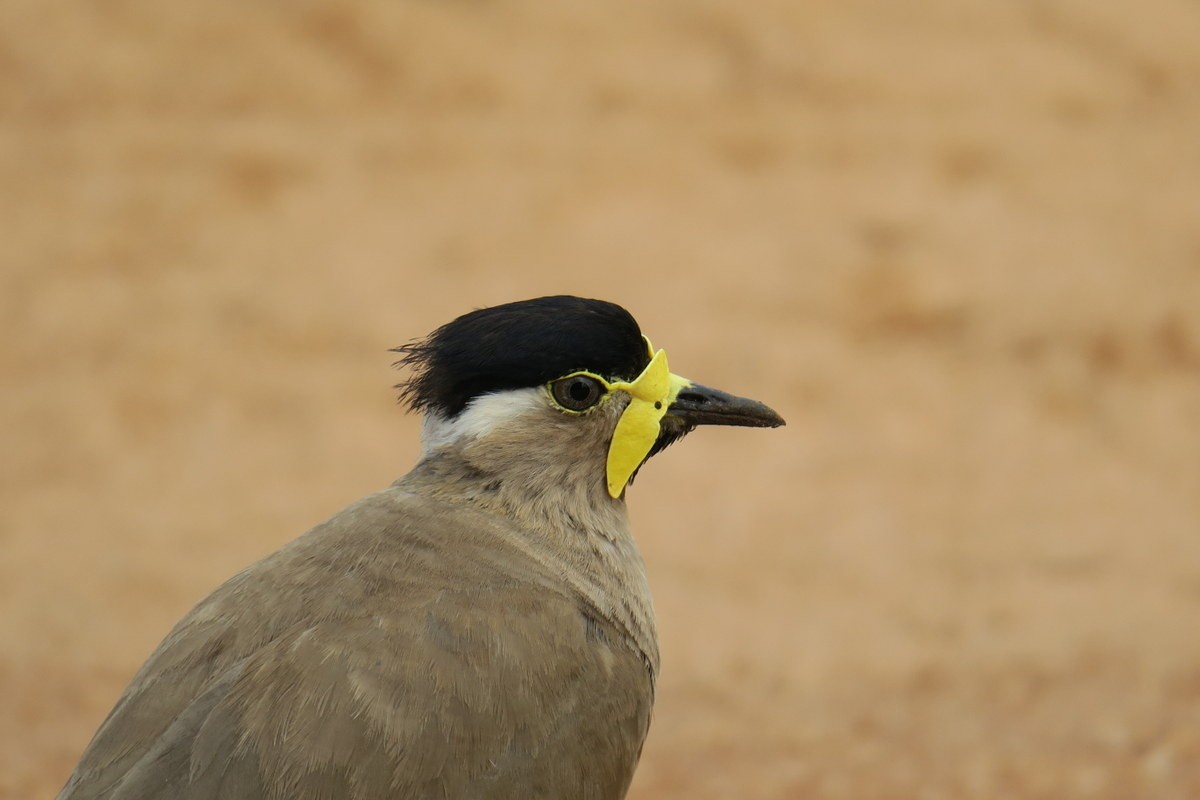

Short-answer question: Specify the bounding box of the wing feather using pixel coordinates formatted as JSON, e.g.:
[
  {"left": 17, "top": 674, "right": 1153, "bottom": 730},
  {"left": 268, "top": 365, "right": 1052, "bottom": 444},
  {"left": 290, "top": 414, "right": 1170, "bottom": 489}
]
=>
[{"left": 58, "top": 491, "right": 653, "bottom": 800}]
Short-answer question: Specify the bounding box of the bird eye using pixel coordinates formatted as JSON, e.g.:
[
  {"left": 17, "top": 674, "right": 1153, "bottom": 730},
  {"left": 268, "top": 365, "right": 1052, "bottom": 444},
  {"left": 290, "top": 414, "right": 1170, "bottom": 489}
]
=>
[{"left": 550, "top": 375, "right": 605, "bottom": 412}]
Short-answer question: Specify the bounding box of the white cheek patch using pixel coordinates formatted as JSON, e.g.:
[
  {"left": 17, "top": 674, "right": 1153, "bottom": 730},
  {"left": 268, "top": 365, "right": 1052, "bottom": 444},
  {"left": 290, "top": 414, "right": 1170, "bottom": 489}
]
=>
[{"left": 421, "top": 388, "right": 546, "bottom": 455}]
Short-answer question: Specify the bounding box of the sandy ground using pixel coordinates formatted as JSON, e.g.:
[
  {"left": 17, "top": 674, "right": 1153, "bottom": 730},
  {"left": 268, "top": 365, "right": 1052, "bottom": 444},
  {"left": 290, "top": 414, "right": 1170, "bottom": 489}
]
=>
[{"left": 3, "top": 1, "right": 1200, "bottom": 797}]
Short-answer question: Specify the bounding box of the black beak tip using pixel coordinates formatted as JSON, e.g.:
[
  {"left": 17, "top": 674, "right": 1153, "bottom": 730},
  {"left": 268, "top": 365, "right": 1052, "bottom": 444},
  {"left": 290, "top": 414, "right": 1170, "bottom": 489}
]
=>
[
  {"left": 761, "top": 407, "right": 787, "bottom": 428},
  {"left": 737, "top": 399, "right": 785, "bottom": 429}
]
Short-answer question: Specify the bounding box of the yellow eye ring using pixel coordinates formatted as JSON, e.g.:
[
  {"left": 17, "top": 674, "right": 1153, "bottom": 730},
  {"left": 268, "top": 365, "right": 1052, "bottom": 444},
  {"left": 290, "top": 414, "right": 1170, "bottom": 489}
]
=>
[{"left": 548, "top": 373, "right": 608, "bottom": 413}]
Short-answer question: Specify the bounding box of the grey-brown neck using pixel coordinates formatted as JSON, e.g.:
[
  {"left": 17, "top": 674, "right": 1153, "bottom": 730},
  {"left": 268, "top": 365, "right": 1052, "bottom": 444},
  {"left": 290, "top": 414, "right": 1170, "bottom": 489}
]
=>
[{"left": 398, "top": 391, "right": 660, "bottom": 677}]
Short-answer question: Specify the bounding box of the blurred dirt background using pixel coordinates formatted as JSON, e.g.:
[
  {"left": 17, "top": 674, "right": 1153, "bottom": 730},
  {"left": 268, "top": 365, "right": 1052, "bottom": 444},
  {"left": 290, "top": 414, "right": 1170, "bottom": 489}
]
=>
[{"left": 3, "top": 1, "right": 1200, "bottom": 797}]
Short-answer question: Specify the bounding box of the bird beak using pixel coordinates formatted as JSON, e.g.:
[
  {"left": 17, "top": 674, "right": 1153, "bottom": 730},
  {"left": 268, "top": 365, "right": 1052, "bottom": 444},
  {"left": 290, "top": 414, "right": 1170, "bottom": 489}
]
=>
[
  {"left": 604, "top": 346, "right": 784, "bottom": 498},
  {"left": 664, "top": 381, "right": 786, "bottom": 429}
]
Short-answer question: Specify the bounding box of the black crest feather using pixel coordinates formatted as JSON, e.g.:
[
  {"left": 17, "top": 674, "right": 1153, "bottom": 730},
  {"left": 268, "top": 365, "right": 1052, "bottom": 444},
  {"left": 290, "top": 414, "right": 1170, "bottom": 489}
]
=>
[{"left": 393, "top": 296, "right": 650, "bottom": 417}]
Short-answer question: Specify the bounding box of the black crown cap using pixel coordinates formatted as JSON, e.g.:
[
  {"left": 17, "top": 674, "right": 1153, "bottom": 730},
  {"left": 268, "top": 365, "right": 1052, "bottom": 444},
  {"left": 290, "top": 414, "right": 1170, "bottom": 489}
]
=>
[{"left": 394, "top": 296, "right": 650, "bottom": 417}]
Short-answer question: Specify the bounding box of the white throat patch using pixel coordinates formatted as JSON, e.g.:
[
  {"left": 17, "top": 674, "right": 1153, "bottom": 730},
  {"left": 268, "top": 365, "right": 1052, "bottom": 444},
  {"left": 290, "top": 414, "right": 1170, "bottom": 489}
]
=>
[{"left": 420, "top": 388, "right": 545, "bottom": 456}]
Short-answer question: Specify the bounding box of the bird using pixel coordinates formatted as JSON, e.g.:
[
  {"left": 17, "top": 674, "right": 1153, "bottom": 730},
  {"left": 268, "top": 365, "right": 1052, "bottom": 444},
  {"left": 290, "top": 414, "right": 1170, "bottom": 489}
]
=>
[{"left": 57, "top": 295, "right": 785, "bottom": 800}]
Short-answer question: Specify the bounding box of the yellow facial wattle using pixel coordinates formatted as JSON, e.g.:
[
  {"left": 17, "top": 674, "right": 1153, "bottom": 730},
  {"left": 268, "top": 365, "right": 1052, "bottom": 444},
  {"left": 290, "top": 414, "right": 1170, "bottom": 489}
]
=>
[
  {"left": 544, "top": 337, "right": 692, "bottom": 498},
  {"left": 604, "top": 342, "right": 692, "bottom": 499}
]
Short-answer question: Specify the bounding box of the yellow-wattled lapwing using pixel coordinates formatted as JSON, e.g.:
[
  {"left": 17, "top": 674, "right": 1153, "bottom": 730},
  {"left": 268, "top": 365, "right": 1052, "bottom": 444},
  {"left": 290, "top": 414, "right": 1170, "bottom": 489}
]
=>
[{"left": 58, "top": 295, "right": 784, "bottom": 800}]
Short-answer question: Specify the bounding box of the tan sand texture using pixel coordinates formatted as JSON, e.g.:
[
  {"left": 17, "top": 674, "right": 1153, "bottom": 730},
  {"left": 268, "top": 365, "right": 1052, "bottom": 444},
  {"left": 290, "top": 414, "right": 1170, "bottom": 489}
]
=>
[{"left": 3, "top": 1, "right": 1200, "bottom": 797}]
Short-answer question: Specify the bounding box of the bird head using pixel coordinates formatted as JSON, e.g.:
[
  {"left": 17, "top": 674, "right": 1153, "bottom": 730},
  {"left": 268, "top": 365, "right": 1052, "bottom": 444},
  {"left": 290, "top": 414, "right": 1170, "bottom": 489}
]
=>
[{"left": 394, "top": 296, "right": 784, "bottom": 501}]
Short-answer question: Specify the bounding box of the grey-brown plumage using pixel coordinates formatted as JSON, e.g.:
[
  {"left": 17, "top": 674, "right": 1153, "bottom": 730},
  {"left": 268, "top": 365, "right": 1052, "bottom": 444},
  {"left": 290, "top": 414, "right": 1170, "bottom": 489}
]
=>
[{"left": 58, "top": 296, "right": 783, "bottom": 800}]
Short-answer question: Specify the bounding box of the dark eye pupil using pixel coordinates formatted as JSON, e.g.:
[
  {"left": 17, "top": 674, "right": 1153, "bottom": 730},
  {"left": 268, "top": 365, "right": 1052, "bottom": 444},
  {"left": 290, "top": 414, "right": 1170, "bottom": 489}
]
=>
[
  {"left": 569, "top": 380, "right": 592, "bottom": 402},
  {"left": 553, "top": 376, "right": 602, "bottom": 411}
]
